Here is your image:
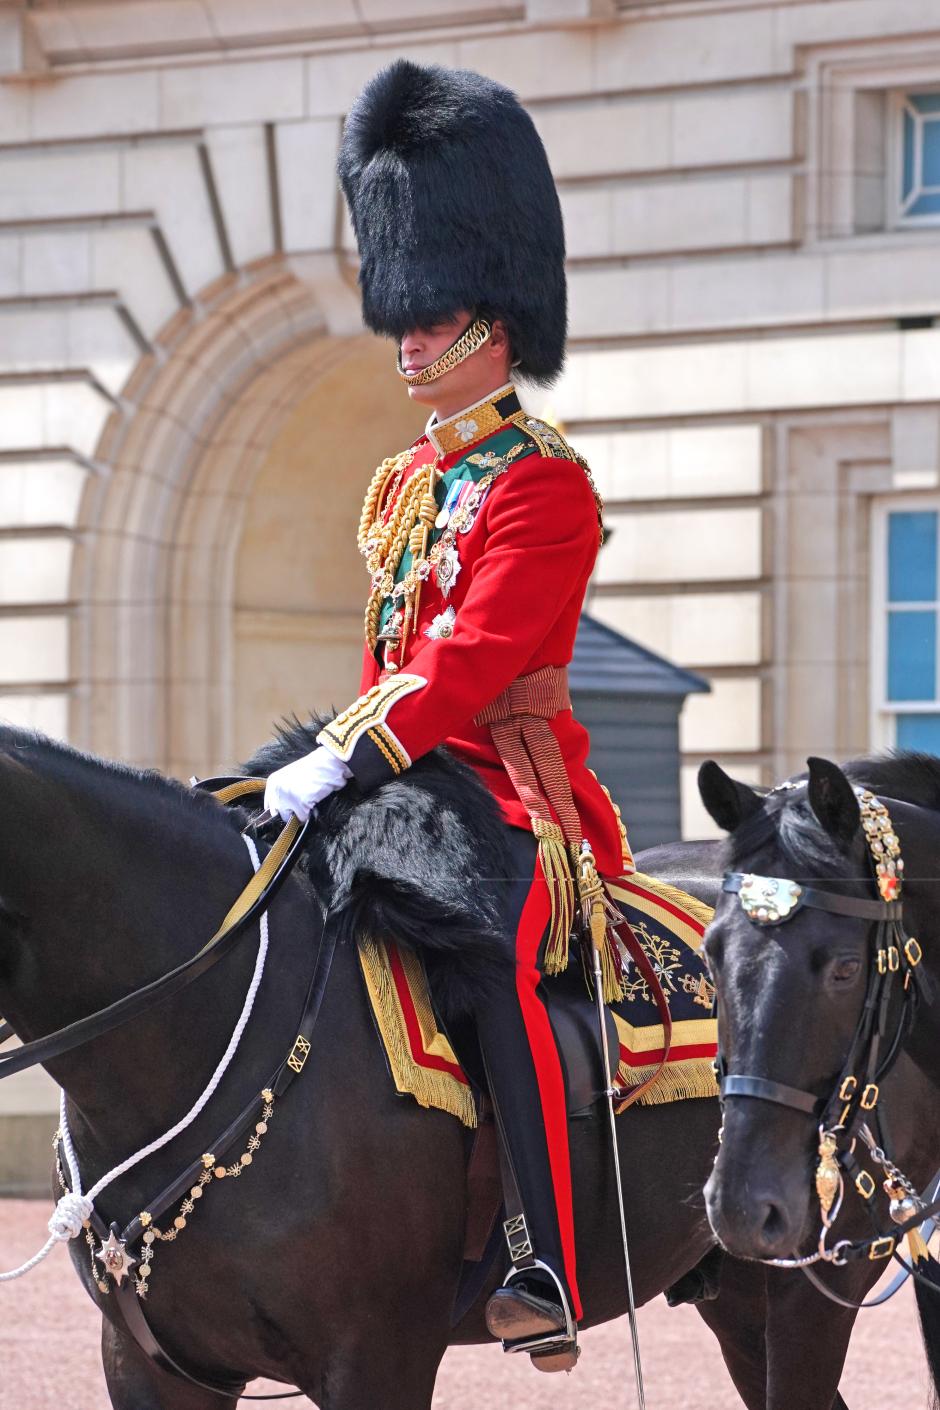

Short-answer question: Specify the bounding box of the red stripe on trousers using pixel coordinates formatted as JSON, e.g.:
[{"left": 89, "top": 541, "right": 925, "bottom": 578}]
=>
[{"left": 514, "top": 849, "right": 582, "bottom": 1320}]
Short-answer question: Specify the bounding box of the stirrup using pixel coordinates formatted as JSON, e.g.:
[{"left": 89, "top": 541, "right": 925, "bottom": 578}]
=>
[{"left": 487, "top": 1259, "right": 578, "bottom": 1359}]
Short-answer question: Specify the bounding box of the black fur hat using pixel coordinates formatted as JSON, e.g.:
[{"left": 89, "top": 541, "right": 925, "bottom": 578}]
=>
[{"left": 338, "top": 59, "right": 567, "bottom": 386}]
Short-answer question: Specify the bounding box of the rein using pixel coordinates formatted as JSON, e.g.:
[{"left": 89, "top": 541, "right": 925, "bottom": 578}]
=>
[
  {"left": 715, "top": 786, "right": 940, "bottom": 1302},
  {"left": 0, "top": 778, "right": 307, "bottom": 1081}
]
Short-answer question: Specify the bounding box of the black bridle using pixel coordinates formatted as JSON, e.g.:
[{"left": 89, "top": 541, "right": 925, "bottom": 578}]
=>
[
  {"left": 713, "top": 835, "right": 940, "bottom": 1293},
  {"left": 717, "top": 874, "right": 911, "bottom": 1128}
]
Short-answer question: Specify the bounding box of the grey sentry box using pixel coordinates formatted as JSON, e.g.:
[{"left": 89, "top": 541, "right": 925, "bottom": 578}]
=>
[{"left": 570, "top": 615, "right": 710, "bottom": 853}]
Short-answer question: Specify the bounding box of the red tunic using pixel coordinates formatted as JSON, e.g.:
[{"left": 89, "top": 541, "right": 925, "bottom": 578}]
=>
[{"left": 317, "top": 387, "right": 631, "bottom": 881}]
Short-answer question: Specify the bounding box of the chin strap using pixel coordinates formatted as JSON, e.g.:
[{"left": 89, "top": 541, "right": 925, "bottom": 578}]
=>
[{"left": 398, "top": 317, "right": 492, "bottom": 386}]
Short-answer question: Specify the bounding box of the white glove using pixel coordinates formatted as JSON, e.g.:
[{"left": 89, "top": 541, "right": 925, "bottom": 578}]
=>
[{"left": 264, "top": 746, "right": 353, "bottom": 823}]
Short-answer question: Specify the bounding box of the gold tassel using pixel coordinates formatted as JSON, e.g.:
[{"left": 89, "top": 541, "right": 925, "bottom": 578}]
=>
[
  {"left": 577, "top": 845, "right": 625, "bottom": 1003},
  {"left": 533, "top": 818, "right": 575, "bottom": 975},
  {"left": 907, "top": 1227, "right": 930, "bottom": 1264}
]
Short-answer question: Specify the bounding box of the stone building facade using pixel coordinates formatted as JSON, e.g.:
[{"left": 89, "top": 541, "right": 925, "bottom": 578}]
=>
[{"left": 1, "top": 0, "right": 939, "bottom": 1169}]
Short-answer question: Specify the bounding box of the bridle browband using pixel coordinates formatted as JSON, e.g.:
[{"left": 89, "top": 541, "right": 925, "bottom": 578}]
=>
[{"left": 714, "top": 785, "right": 940, "bottom": 1298}]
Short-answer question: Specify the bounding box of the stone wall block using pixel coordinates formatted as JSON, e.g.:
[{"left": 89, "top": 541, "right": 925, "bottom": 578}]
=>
[
  {"left": 205, "top": 125, "right": 275, "bottom": 268},
  {"left": 680, "top": 677, "right": 763, "bottom": 753},
  {"left": 593, "top": 9, "right": 782, "bottom": 90},
  {"left": 275, "top": 118, "right": 341, "bottom": 255},
  {"left": 158, "top": 56, "right": 305, "bottom": 128},
  {"left": 568, "top": 264, "right": 672, "bottom": 339},
  {"left": 30, "top": 70, "right": 160, "bottom": 142},
  {"left": 0, "top": 536, "right": 73, "bottom": 604},
  {"left": 0, "top": 614, "right": 69, "bottom": 684},
  {"left": 21, "top": 230, "right": 92, "bottom": 295},
  {"left": 597, "top": 506, "right": 763, "bottom": 584},
  {"left": 121, "top": 143, "right": 225, "bottom": 299},
  {"left": 671, "top": 87, "right": 795, "bottom": 167},
  {"left": 891, "top": 406, "right": 940, "bottom": 487},
  {"left": 534, "top": 97, "right": 671, "bottom": 180},
  {"left": 0, "top": 149, "right": 121, "bottom": 222},
  {"left": 0, "top": 458, "right": 86, "bottom": 528},
  {"left": 670, "top": 251, "right": 825, "bottom": 331}
]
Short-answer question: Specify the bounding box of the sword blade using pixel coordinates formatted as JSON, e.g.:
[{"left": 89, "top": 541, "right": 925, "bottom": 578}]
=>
[{"left": 593, "top": 944, "right": 647, "bottom": 1410}]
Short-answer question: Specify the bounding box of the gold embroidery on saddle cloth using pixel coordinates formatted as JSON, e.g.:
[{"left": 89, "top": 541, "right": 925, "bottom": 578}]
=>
[
  {"left": 605, "top": 873, "right": 718, "bottom": 1108},
  {"left": 358, "top": 875, "right": 718, "bottom": 1123}
]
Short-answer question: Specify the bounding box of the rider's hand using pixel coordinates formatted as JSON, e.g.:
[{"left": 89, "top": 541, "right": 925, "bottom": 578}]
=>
[{"left": 263, "top": 746, "right": 352, "bottom": 823}]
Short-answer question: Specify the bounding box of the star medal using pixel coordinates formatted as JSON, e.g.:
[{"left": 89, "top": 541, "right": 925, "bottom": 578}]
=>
[
  {"left": 425, "top": 605, "right": 457, "bottom": 639},
  {"left": 95, "top": 1229, "right": 137, "bottom": 1285},
  {"left": 435, "top": 537, "right": 461, "bottom": 597}
]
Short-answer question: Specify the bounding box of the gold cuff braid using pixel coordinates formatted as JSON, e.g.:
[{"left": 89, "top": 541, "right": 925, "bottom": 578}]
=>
[{"left": 316, "top": 674, "right": 426, "bottom": 767}]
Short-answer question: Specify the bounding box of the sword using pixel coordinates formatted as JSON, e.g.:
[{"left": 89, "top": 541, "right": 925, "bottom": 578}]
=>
[{"left": 582, "top": 846, "right": 647, "bottom": 1410}]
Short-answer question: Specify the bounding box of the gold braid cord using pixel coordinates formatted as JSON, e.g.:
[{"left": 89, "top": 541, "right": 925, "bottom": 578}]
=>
[
  {"left": 397, "top": 317, "right": 492, "bottom": 386},
  {"left": 358, "top": 447, "right": 444, "bottom": 657}
]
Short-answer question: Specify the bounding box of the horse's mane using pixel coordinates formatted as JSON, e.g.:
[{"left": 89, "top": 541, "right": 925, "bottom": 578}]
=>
[
  {"left": 727, "top": 749, "right": 940, "bottom": 879},
  {"left": 0, "top": 719, "right": 515, "bottom": 1011}
]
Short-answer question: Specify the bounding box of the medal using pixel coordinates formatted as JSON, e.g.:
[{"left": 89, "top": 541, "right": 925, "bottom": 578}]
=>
[{"left": 435, "top": 539, "right": 461, "bottom": 597}]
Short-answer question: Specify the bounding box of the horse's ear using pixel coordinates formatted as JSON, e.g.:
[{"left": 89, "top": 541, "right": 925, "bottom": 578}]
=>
[
  {"left": 698, "top": 760, "right": 764, "bottom": 834},
  {"left": 806, "top": 757, "right": 860, "bottom": 844}
]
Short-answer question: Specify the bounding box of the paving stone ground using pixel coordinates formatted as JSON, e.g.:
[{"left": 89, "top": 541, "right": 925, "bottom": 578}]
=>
[{"left": 0, "top": 1198, "right": 927, "bottom": 1408}]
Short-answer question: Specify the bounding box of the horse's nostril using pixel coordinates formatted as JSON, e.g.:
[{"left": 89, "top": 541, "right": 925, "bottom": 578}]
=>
[{"left": 759, "top": 1198, "right": 789, "bottom": 1249}]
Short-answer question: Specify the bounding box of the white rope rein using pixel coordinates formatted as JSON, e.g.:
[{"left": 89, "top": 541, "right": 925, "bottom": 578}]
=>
[{"left": 0, "top": 833, "right": 267, "bottom": 1282}]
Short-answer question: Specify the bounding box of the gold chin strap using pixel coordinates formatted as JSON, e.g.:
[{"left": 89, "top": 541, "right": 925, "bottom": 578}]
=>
[{"left": 398, "top": 317, "right": 491, "bottom": 386}]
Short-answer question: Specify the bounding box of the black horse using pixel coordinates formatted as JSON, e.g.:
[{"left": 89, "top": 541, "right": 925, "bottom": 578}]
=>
[
  {"left": 0, "top": 724, "right": 920, "bottom": 1407},
  {"left": 698, "top": 751, "right": 940, "bottom": 1410}
]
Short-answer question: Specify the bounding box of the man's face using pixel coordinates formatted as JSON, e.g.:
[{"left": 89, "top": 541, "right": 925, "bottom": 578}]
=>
[
  {"left": 399, "top": 312, "right": 472, "bottom": 378},
  {"left": 399, "top": 309, "right": 509, "bottom": 410}
]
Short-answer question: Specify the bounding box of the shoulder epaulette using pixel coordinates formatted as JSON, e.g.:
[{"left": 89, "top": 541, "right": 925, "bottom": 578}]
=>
[{"left": 509, "top": 412, "right": 605, "bottom": 540}]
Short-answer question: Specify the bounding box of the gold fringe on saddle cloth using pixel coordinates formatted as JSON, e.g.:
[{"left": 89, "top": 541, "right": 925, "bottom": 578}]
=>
[
  {"left": 474, "top": 664, "right": 635, "bottom": 1002},
  {"left": 356, "top": 870, "right": 718, "bottom": 1125},
  {"left": 358, "top": 935, "right": 477, "bottom": 1128}
]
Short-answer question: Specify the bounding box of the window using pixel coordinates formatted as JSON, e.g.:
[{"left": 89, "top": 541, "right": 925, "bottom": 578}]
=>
[
  {"left": 894, "top": 91, "right": 940, "bottom": 224},
  {"left": 873, "top": 504, "right": 940, "bottom": 754}
]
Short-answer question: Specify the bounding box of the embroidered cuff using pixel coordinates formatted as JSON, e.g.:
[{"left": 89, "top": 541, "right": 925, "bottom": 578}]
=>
[{"left": 316, "top": 673, "right": 427, "bottom": 792}]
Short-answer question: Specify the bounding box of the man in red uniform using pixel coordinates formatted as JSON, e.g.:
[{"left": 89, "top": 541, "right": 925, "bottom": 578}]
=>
[{"left": 264, "top": 59, "right": 633, "bottom": 1372}]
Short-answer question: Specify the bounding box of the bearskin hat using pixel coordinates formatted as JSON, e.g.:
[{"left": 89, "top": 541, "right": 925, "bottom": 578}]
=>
[{"left": 337, "top": 59, "right": 567, "bottom": 386}]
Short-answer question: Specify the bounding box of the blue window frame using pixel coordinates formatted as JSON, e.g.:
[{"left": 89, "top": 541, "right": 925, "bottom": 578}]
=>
[
  {"left": 898, "top": 92, "right": 940, "bottom": 221},
  {"left": 883, "top": 508, "right": 940, "bottom": 756}
]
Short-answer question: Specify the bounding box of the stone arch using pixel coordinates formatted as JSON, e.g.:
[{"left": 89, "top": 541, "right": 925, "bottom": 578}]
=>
[{"left": 73, "top": 259, "right": 421, "bottom": 778}]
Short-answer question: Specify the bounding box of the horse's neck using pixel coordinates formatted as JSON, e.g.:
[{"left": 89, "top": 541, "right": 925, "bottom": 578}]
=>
[{"left": 31, "top": 830, "right": 312, "bottom": 1181}]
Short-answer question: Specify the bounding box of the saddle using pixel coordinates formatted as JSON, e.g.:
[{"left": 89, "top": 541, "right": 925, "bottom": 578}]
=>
[
  {"left": 356, "top": 869, "right": 719, "bottom": 1324},
  {"left": 358, "top": 869, "right": 717, "bottom": 1131}
]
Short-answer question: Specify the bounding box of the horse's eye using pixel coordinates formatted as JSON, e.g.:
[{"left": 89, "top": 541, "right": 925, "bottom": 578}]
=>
[{"left": 830, "top": 956, "right": 861, "bottom": 985}]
